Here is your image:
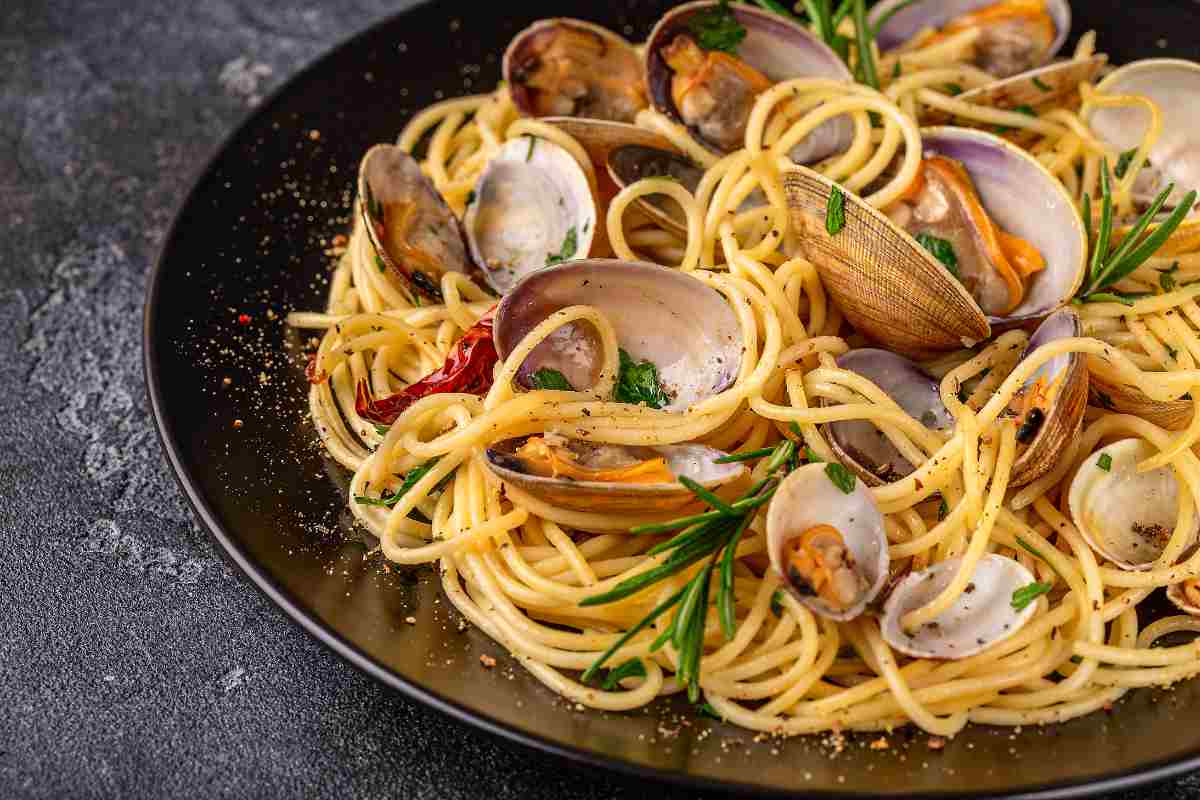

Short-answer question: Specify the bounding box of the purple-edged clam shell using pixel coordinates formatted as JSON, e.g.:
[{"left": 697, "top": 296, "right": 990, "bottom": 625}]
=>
[
  {"left": 828, "top": 349, "right": 953, "bottom": 484},
  {"left": 1019, "top": 306, "right": 1080, "bottom": 393},
  {"left": 921, "top": 127, "right": 1086, "bottom": 326},
  {"left": 494, "top": 259, "right": 742, "bottom": 413},
  {"left": 869, "top": 0, "right": 1070, "bottom": 65},
  {"left": 645, "top": 0, "right": 853, "bottom": 162}
]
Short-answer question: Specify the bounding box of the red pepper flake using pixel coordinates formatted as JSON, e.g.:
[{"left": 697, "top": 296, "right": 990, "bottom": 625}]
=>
[
  {"left": 927, "top": 737, "right": 946, "bottom": 751},
  {"left": 355, "top": 308, "right": 499, "bottom": 424},
  {"left": 479, "top": 654, "right": 497, "bottom": 668},
  {"left": 237, "top": 313, "right": 252, "bottom": 325}
]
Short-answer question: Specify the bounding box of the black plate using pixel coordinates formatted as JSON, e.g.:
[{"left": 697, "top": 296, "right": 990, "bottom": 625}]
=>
[{"left": 145, "top": 1, "right": 1200, "bottom": 796}]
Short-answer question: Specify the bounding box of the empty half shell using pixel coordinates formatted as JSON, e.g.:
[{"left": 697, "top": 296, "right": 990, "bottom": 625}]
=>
[
  {"left": 825, "top": 349, "right": 954, "bottom": 485},
  {"left": 464, "top": 136, "right": 596, "bottom": 295},
  {"left": 358, "top": 144, "right": 470, "bottom": 301},
  {"left": 923, "top": 56, "right": 1106, "bottom": 124},
  {"left": 484, "top": 435, "right": 745, "bottom": 513},
  {"left": 881, "top": 554, "right": 1038, "bottom": 659},
  {"left": 493, "top": 259, "right": 743, "bottom": 412},
  {"left": 1088, "top": 373, "right": 1193, "bottom": 432},
  {"left": 645, "top": 0, "right": 853, "bottom": 162},
  {"left": 1167, "top": 580, "right": 1200, "bottom": 617},
  {"left": 1068, "top": 438, "right": 1198, "bottom": 570},
  {"left": 504, "top": 19, "right": 647, "bottom": 123},
  {"left": 766, "top": 464, "right": 890, "bottom": 621}
]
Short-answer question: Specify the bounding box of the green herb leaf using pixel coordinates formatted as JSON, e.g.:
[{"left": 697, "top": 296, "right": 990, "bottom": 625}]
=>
[
  {"left": 1013, "top": 104, "right": 1037, "bottom": 117},
  {"left": 525, "top": 134, "right": 536, "bottom": 161},
  {"left": 914, "top": 233, "right": 960, "bottom": 279},
  {"left": 803, "top": 446, "right": 824, "bottom": 463},
  {"left": 1013, "top": 535, "right": 1064, "bottom": 580},
  {"left": 375, "top": 253, "right": 387, "bottom": 273},
  {"left": 943, "top": 83, "right": 964, "bottom": 96},
  {"left": 1011, "top": 581, "right": 1052, "bottom": 611},
  {"left": 892, "top": 60, "right": 902, "bottom": 79},
  {"left": 698, "top": 701, "right": 723, "bottom": 720},
  {"left": 1114, "top": 148, "right": 1139, "bottom": 179},
  {"left": 824, "top": 462, "right": 856, "bottom": 494},
  {"left": 1097, "top": 453, "right": 1113, "bottom": 472},
  {"left": 714, "top": 447, "right": 777, "bottom": 464},
  {"left": 825, "top": 185, "right": 846, "bottom": 235},
  {"left": 529, "top": 367, "right": 574, "bottom": 391},
  {"left": 353, "top": 457, "right": 447, "bottom": 507},
  {"left": 373, "top": 423, "right": 391, "bottom": 437},
  {"left": 770, "top": 589, "right": 786, "bottom": 618},
  {"left": 851, "top": 0, "right": 879, "bottom": 89},
  {"left": 1082, "top": 291, "right": 1138, "bottom": 307},
  {"left": 1159, "top": 262, "right": 1180, "bottom": 293},
  {"left": 545, "top": 226, "right": 578, "bottom": 267},
  {"left": 600, "top": 658, "right": 647, "bottom": 691},
  {"left": 614, "top": 348, "right": 670, "bottom": 409},
  {"left": 1032, "top": 76, "right": 1052, "bottom": 92},
  {"left": 687, "top": 0, "right": 747, "bottom": 54},
  {"left": 937, "top": 496, "right": 949, "bottom": 521}
]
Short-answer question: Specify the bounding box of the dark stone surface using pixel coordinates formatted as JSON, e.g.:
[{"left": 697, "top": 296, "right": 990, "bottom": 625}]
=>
[{"left": 1, "top": 0, "right": 1198, "bottom": 797}]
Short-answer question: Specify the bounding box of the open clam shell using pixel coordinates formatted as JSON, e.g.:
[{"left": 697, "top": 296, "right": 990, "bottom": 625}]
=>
[
  {"left": 766, "top": 464, "right": 890, "bottom": 622},
  {"left": 645, "top": 0, "right": 853, "bottom": 162},
  {"left": 358, "top": 144, "right": 470, "bottom": 301},
  {"left": 871, "top": 0, "right": 1071, "bottom": 78},
  {"left": 922, "top": 56, "right": 1106, "bottom": 125},
  {"left": 1087, "top": 59, "right": 1200, "bottom": 256},
  {"left": 504, "top": 18, "right": 647, "bottom": 123},
  {"left": 493, "top": 259, "right": 742, "bottom": 412},
  {"left": 784, "top": 126, "right": 1085, "bottom": 357},
  {"left": 881, "top": 554, "right": 1038, "bottom": 660},
  {"left": 463, "top": 136, "right": 596, "bottom": 295},
  {"left": 1068, "top": 438, "right": 1198, "bottom": 570},
  {"left": 1089, "top": 375, "right": 1193, "bottom": 432},
  {"left": 1009, "top": 308, "right": 1088, "bottom": 488},
  {"left": 484, "top": 436, "right": 745, "bottom": 514},
  {"left": 606, "top": 144, "right": 705, "bottom": 234},
  {"left": 824, "top": 349, "right": 954, "bottom": 485},
  {"left": 1167, "top": 580, "right": 1200, "bottom": 617}
]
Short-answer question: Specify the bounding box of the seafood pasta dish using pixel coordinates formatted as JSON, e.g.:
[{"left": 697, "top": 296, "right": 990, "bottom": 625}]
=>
[{"left": 286, "top": 0, "right": 1200, "bottom": 737}]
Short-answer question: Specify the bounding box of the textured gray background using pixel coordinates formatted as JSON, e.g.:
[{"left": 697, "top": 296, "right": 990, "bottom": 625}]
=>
[{"left": 2, "top": 0, "right": 1199, "bottom": 797}]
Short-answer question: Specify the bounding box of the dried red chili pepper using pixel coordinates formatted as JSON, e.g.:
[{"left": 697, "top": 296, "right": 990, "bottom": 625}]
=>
[{"left": 354, "top": 308, "right": 498, "bottom": 425}]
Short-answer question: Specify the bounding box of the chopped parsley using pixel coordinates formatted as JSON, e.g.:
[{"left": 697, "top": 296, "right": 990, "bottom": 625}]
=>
[
  {"left": 1097, "top": 453, "right": 1113, "bottom": 471},
  {"left": 1160, "top": 263, "right": 1179, "bottom": 292},
  {"left": 824, "top": 462, "right": 856, "bottom": 494},
  {"left": 687, "top": 0, "right": 747, "bottom": 54},
  {"left": 943, "top": 83, "right": 964, "bottom": 96},
  {"left": 353, "top": 457, "right": 448, "bottom": 508},
  {"left": 1114, "top": 147, "right": 1139, "bottom": 179},
  {"left": 615, "top": 348, "right": 670, "bottom": 409},
  {"left": 529, "top": 367, "right": 574, "bottom": 391},
  {"left": 1011, "top": 581, "right": 1052, "bottom": 611},
  {"left": 937, "top": 495, "right": 949, "bottom": 521},
  {"left": 1032, "top": 76, "right": 1052, "bottom": 92},
  {"left": 825, "top": 185, "right": 846, "bottom": 236},
  {"left": 599, "top": 658, "right": 646, "bottom": 691},
  {"left": 1013, "top": 104, "right": 1037, "bottom": 117},
  {"left": 545, "top": 226, "right": 578, "bottom": 266},
  {"left": 373, "top": 423, "right": 391, "bottom": 437},
  {"left": 375, "top": 253, "right": 387, "bottom": 273},
  {"left": 915, "top": 233, "right": 960, "bottom": 279},
  {"left": 803, "top": 446, "right": 824, "bottom": 464},
  {"left": 770, "top": 589, "right": 786, "bottom": 618},
  {"left": 697, "top": 702, "right": 723, "bottom": 720}
]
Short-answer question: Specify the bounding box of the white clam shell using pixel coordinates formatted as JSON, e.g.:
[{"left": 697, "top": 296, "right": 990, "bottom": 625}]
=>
[
  {"left": 464, "top": 137, "right": 596, "bottom": 295},
  {"left": 1068, "top": 438, "right": 1198, "bottom": 571},
  {"left": 766, "top": 463, "right": 890, "bottom": 622},
  {"left": 1167, "top": 581, "right": 1200, "bottom": 617},
  {"left": 881, "top": 554, "right": 1037, "bottom": 660}
]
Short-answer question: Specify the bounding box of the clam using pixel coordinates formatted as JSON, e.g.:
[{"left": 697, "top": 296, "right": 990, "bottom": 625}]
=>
[
  {"left": 1068, "top": 438, "right": 1198, "bottom": 570},
  {"left": 784, "top": 126, "right": 1086, "bottom": 358},
  {"left": 1087, "top": 59, "right": 1200, "bottom": 255},
  {"left": 504, "top": 19, "right": 647, "bottom": 123},
  {"left": 871, "top": 0, "right": 1071, "bottom": 79},
  {"left": 645, "top": 0, "right": 853, "bottom": 163},
  {"left": 463, "top": 136, "right": 596, "bottom": 295},
  {"left": 926, "top": 56, "right": 1105, "bottom": 123},
  {"left": 881, "top": 554, "right": 1038, "bottom": 659},
  {"left": 824, "top": 349, "right": 954, "bottom": 485},
  {"left": 1088, "top": 376, "right": 1193, "bottom": 432},
  {"left": 1167, "top": 580, "right": 1200, "bottom": 617},
  {"left": 484, "top": 434, "right": 745, "bottom": 513},
  {"left": 766, "top": 464, "right": 890, "bottom": 621},
  {"left": 493, "top": 259, "right": 743, "bottom": 412},
  {"left": 358, "top": 144, "right": 470, "bottom": 301},
  {"left": 1008, "top": 308, "right": 1088, "bottom": 487}
]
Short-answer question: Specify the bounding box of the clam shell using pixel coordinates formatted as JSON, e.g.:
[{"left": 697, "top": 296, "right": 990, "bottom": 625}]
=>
[
  {"left": 358, "top": 144, "right": 470, "bottom": 301},
  {"left": 870, "top": 0, "right": 1071, "bottom": 71},
  {"left": 824, "top": 349, "right": 953, "bottom": 485},
  {"left": 1068, "top": 438, "right": 1198, "bottom": 570},
  {"left": 463, "top": 136, "right": 596, "bottom": 295},
  {"left": 1167, "top": 581, "right": 1200, "bottom": 617},
  {"left": 921, "top": 56, "right": 1106, "bottom": 124},
  {"left": 1089, "top": 373, "right": 1193, "bottom": 432},
  {"left": 645, "top": 0, "right": 853, "bottom": 162},
  {"left": 881, "top": 554, "right": 1038, "bottom": 660},
  {"left": 1010, "top": 308, "right": 1089, "bottom": 488},
  {"left": 493, "top": 259, "right": 743, "bottom": 412},
  {"left": 766, "top": 463, "right": 890, "bottom": 622},
  {"left": 503, "top": 19, "right": 646, "bottom": 123},
  {"left": 484, "top": 438, "right": 745, "bottom": 513}
]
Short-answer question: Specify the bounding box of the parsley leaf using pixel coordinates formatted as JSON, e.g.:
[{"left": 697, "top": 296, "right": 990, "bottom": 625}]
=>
[
  {"left": 943, "top": 83, "right": 964, "bottom": 96},
  {"left": 1011, "top": 581, "right": 1052, "bottom": 611},
  {"left": 615, "top": 348, "right": 670, "bottom": 409},
  {"left": 1097, "top": 453, "right": 1113, "bottom": 471},
  {"left": 698, "top": 702, "right": 723, "bottom": 720},
  {"left": 803, "top": 446, "right": 824, "bottom": 463},
  {"left": 915, "top": 233, "right": 960, "bottom": 279},
  {"left": 1159, "top": 262, "right": 1179, "bottom": 292},
  {"left": 529, "top": 367, "right": 574, "bottom": 391},
  {"left": 825, "top": 185, "right": 846, "bottom": 235},
  {"left": 1114, "top": 148, "right": 1139, "bottom": 179},
  {"left": 937, "top": 495, "right": 949, "bottom": 521},
  {"left": 1032, "top": 76, "right": 1052, "bottom": 92},
  {"left": 373, "top": 423, "right": 391, "bottom": 437},
  {"left": 770, "top": 589, "right": 786, "bottom": 618},
  {"left": 687, "top": 0, "right": 747, "bottom": 54},
  {"left": 354, "top": 457, "right": 448, "bottom": 507},
  {"left": 1013, "top": 104, "right": 1037, "bottom": 117},
  {"left": 824, "top": 462, "right": 856, "bottom": 494},
  {"left": 545, "top": 226, "right": 578, "bottom": 266},
  {"left": 599, "top": 658, "right": 646, "bottom": 690}
]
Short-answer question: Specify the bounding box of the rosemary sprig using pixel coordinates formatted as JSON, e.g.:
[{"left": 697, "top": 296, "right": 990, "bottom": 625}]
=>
[
  {"left": 580, "top": 437, "right": 797, "bottom": 701},
  {"left": 1076, "top": 157, "right": 1197, "bottom": 302},
  {"left": 850, "top": 0, "right": 878, "bottom": 89}
]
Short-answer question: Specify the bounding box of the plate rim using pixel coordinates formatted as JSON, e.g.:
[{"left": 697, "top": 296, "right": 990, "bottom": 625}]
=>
[{"left": 141, "top": 2, "right": 1200, "bottom": 796}]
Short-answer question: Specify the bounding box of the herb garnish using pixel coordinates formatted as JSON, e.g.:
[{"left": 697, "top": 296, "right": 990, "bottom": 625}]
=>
[
  {"left": 1113, "top": 148, "right": 1139, "bottom": 179},
  {"left": 579, "top": 438, "right": 798, "bottom": 701},
  {"left": 1160, "top": 262, "right": 1179, "bottom": 292},
  {"left": 1075, "top": 158, "right": 1197, "bottom": 303},
  {"left": 770, "top": 588, "right": 786, "bottom": 618},
  {"left": 615, "top": 348, "right": 670, "bottom": 409},
  {"left": 943, "top": 83, "right": 963, "bottom": 96},
  {"left": 825, "top": 185, "right": 847, "bottom": 235},
  {"left": 375, "top": 253, "right": 388, "bottom": 273},
  {"left": 1032, "top": 75, "right": 1052, "bottom": 92},
  {"left": 1013, "top": 104, "right": 1037, "bottom": 117},
  {"left": 353, "top": 457, "right": 449, "bottom": 507},
  {"left": 1097, "top": 453, "right": 1113, "bottom": 472},
  {"left": 915, "top": 233, "right": 960, "bottom": 279},
  {"left": 687, "top": 0, "right": 747, "bottom": 54},
  {"left": 545, "top": 226, "right": 578, "bottom": 266},
  {"left": 525, "top": 134, "right": 536, "bottom": 162},
  {"left": 825, "top": 462, "right": 856, "bottom": 494},
  {"left": 529, "top": 367, "right": 574, "bottom": 391},
  {"left": 937, "top": 495, "right": 949, "bottom": 521},
  {"left": 1011, "top": 581, "right": 1052, "bottom": 611},
  {"left": 596, "top": 658, "right": 647, "bottom": 691}
]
